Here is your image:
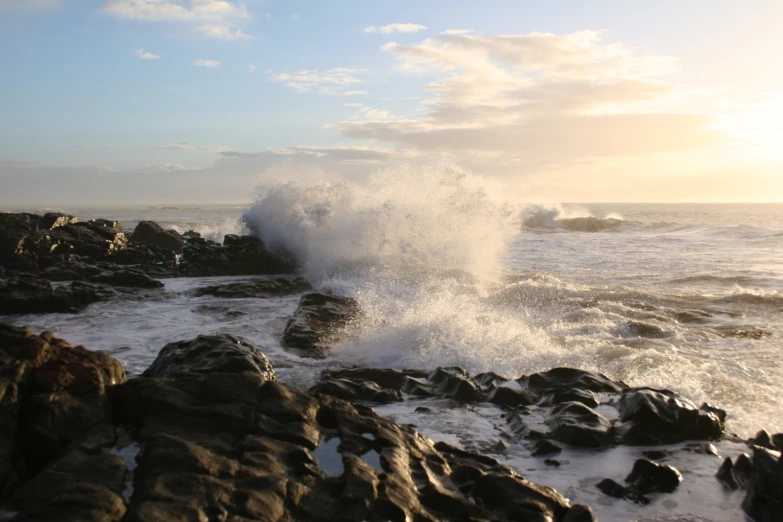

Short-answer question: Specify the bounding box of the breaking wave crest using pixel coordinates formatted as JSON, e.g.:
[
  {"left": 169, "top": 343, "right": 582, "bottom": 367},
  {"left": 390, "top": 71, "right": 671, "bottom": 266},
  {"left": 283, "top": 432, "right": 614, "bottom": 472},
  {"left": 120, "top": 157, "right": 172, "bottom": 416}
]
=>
[{"left": 521, "top": 204, "right": 625, "bottom": 232}]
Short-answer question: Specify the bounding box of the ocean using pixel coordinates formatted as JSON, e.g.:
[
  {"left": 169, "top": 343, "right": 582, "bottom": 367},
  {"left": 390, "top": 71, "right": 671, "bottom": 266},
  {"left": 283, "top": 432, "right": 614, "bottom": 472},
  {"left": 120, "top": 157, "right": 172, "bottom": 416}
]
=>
[{"left": 6, "top": 173, "right": 781, "bottom": 443}]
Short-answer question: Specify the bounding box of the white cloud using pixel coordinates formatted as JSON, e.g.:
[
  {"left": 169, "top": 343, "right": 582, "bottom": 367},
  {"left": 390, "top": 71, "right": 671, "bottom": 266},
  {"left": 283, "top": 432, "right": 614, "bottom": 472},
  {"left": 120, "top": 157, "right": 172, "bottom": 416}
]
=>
[
  {"left": 268, "top": 68, "right": 366, "bottom": 95},
  {"left": 133, "top": 48, "right": 160, "bottom": 60},
  {"left": 290, "top": 13, "right": 299, "bottom": 21},
  {"left": 194, "top": 23, "right": 252, "bottom": 40},
  {"left": 151, "top": 143, "right": 230, "bottom": 152},
  {"left": 102, "top": 0, "right": 251, "bottom": 41},
  {"left": 191, "top": 58, "right": 221, "bottom": 68},
  {"left": 441, "top": 29, "right": 473, "bottom": 35},
  {"left": 332, "top": 31, "right": 719, "bottom": 171},
  {"left": 364, "top": 23, "right": 426, "bottom": 34}
]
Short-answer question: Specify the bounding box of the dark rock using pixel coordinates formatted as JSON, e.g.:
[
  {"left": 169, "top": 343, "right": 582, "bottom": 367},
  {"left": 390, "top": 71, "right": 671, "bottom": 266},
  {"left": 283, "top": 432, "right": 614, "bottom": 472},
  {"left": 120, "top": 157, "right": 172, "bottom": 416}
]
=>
[
  {"left": 427, "top": 367, "right": 484, "bottom": 401},
  {"left": 596, "top": 478, "right": 649, "bottom": 505},
  {"left": 192, "top": 276, "right": 311, "bottom": 298},
  {"left": 310, "top": 378, "right": 401, "bottom": 403},
  {"left": 142, "top": 334, "right": 277, "bottom": 381},
  {"left": 131, "top": 221, "right": 184, "bottom": 254},
  {"left": 742, "top": 447, "right": 783, "bottom": 522},
  {"left": 531, "top": 439, "right": 562, "bottom": 457},
  {"left": 750, "top": 429, "right": 777, "bottom": 450},
  {"left": 0, "top": 274, "right": 112, "bottom": 314},
  {"left": 717, "top": 457, "right": 737, "bottom": 489},
  {"left": 643, "top": 450, "right": 670, "bottom": 460},
  {"left": 682, "top": 442, "right": 719, "bottom": 456},
  {"left": 526, "top": 367, "right": 626, "bottom": 394},
  {"left": 545, "top": 459, "right": 562, "bottom": 467},
  {"left": 40, "top": 213, "right": 78, "bottom": 230},
  {"left": 322, "top": 366, "right": 429, "bottom": 392},
  {"left": 88, "top": 268, "right": 164, "bottom": 289},
  {"left": 180, "top": 234, "right": 297, "bottom": 277},
  {"left": 733, "top": 453, "right": 754, "bottom": 489},
  {"left": 283, "top": 292, "right": 358, "bottom": 356},
  {"left": 547, "top": 401, "right": 614, "bottom": 448},
  {"left": 618, "top": 321, "right": 670, "bottom": 339},
  {"left": 618, "top": 388, "right": 724, "bottom": 444},
  {"left": 625, "top": 458, "right": 682, "bottom": 493},
  {"left": 674, "top": 309, "right": 712, "bottom": 324},
  {"left": 488, "top": 384, "right": 539, "bottom": 407},
  {"left": 539, "top": 388, "right": 600, "bottom": 408},
  {"left": 773, "top": 433, "right": 783, "bottom": 451},
  {"left": 474, "top": 371, "right": 509, "bottom": 388},
  {"left": 414, "top": 407, "right": 432, "bottom": 414}
]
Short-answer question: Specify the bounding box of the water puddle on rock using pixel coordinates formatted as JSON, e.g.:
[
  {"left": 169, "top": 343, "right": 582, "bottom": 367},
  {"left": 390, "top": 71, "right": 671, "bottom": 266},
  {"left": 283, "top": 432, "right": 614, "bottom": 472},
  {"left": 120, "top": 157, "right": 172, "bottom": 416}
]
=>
[
  {"left": 361, "top": 450, "right": 383, "bottom": 473},
  {"left": 111, "top": 444, "right": 142, "bottom": 503},
  {"left": 313, "top": 437, "right": 344, "bottom": 476}
]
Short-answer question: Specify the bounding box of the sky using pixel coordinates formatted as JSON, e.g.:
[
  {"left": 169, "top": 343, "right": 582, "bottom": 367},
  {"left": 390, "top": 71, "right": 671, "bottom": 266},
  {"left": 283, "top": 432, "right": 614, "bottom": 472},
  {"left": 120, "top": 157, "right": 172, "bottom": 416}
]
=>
[{"left": 0, "top": 0, "right": 782, "bottom": 204}]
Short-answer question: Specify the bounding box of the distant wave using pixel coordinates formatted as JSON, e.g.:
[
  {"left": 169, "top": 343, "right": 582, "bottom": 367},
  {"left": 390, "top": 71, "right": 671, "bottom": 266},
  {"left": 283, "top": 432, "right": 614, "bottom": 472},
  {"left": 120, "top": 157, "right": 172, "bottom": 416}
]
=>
[
  {"left": 669, "top": 274, "right": 757, "bottom": 285},
  {"left": 521, "top": 204, "right": 626, "bottom": 232},
  {"left": 716, "top": 289, "right": 783, "bottom": 307}
]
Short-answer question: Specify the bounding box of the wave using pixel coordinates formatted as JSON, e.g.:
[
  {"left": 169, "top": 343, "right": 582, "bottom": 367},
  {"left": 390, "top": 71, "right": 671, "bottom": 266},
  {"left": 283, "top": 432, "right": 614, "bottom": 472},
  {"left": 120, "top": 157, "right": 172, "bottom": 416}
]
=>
[
  {"left": 716, "top": 288, "right": 783, "bottom": 307},
  {"left": 669, "top": 274, "right": 757, "bottom": 285},
  {"left": 167, "top": 218, "right": 245, "bottom": 243},
  {"left": 521, "top": 204, "right": 625, "bottom": 232}
]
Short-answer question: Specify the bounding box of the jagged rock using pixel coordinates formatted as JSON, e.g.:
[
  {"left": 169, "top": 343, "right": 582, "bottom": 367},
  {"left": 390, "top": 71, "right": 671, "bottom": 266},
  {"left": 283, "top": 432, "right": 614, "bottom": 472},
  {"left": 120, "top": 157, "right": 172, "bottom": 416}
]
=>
[
  {"left": 321, "top": 367, "right": 429, "bottom": 391},
  {"left": 625, "top": 458, "right": 682, "bottom": 494},
  {"left": 618, "top": 388, "right": 725, "bottom": 444},
  {"left": 547, "top": 401, "right": 615, "bottom": 448},
  {"left": 130, "top": 221, "right": 184, "bottom": 254},
  {"left": 40, "top": 213, "right": 78, "bottom": 230},
  {"left": 488, "top": 384, "right": 539, "bottom": 407},
  {"left": 531, "top": 439, "right": 562, "bottom": 457},
  {"left": 749, "top": 429, "right": 778, "bottom": 451},
  {"left": 742, "top": 447, "right": 783, "bottom": 522},
  {"left": 310, "top": 378, "right": 401, "bottom": 403},
  {"left": 192, "top": 276, "right": 311, "bottom": 298},
  {"left": 180, "top": 234, "right": 297, "bottom": 277},
  {"left": 0, "top": 324, "right": 125, "bottom": 502},
  {"left": 426, "top": 367, "right": 484, "bottom": 401},
  {"left": 88, "top": 268, "right": 163, "bottom": 289},
  {"left": 143, "top": 334, "right": 277, "bottom": 380},
  {"left": 539, "top": 388, "right": 600, "bottom": 408},
  {"left": 283, "top": 292, "right": 358, "bottom": 356},
  {"left": 596, "top": 478, "right": 649, "bottom": 505},
  {"left": 0, "top": 274, "right": 113, "bottom": 314},
  {"left": 525, "top": 367, "right": 626, "bottom": 394},
  {"left": 716, "top": 457, "right": 738, "bottom": 489}
]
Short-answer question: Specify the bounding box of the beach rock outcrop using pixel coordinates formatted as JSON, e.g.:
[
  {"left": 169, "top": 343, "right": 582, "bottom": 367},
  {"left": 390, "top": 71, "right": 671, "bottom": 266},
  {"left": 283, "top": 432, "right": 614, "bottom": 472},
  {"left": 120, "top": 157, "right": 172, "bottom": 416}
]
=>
[
  {"left": 283, "top": 292, "right": 359, "bottom": 356},
  {"left": 716, "top": 446, "right": 783, "bottom": 522},
  {"left": 179, "top": 234, "right": 297, "bottom": 277},
  {"left": 0, "top": 273, "right": 115, "bottom": 315}
]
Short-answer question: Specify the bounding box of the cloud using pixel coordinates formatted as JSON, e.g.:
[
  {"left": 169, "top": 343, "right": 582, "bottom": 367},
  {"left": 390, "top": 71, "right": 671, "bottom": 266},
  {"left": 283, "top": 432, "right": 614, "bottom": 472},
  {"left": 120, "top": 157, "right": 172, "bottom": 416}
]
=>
[
  {"left": 364, "top": 23, "right": 426, "bottom": 34},
  {"left": 332, "top": 31, "right": 719, "bottom": 170},
  {"left": 267, "top": 68, "right": 366, "bottom": 95},
  {"left": 290, "top": 13, "right": 299, "bottom": 21},
  {"left": 133, "top": 48, "right": 160, "bottom": 60},
  {"left": 150, "top": 143, "right": 231, "bottom": 152},
  {"left": 194, "top": 23, "right": 253, "bottom": 40},
  {"left": 191, "top": 58, "right": 221, "bottom": 68},
  {"left": 102, "top": 0, "right": 251, "bottom": 41},
  {"left": 441, "top": 29, "right": 473, "bottom": 36}
]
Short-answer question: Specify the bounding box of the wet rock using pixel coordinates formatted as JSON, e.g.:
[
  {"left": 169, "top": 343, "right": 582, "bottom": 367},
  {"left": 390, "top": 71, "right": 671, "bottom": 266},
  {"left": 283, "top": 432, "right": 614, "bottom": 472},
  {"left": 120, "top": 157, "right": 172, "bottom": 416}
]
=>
[
  {"left": 0, "top": 274, "right": 111, "bottom": 314},
  {"left": 130, "top": 221, "right": 184, "bottom": 254},
  {"left": 311, "top": 378, "right": 402, "bottom": 403},
  {"left": 192, "top": 276, "right": 311, "bottom": 298},
  {"left": 618, "top": 388, "right": 724, "bottom": 444},
  {"left": 642, "top": 450, "right": 670, "bottom": 460},
  {"left": 716, "top": 457, "right": 738, "bottom": 489},
  {"left": 749, "top": 429, "right": 778, "bottom": 450},
  {"left": 674, "top": 309, "right": 712, "bottom": 324},
  {"left": 322, "top": 366, "right": 429, "bottom": 391},
  {"left": 180, "top": 234, "right": 297, "bottom": 277},
  {"left": 742, "top": 446, "right": 783, "bottom": 522},
  {"left": 531, "top": 439, "right": 562, "bottom": 457},
  {"left": 0, "top": 324, "right": 125, "bottom": 501},
  {"left": 88, "top": 268, "right": 164, "bottom": 289},
  {"left": 596, "top": 478, "right": 649, "bottom": 505},
  {"left": 142, "top": 334, "right": 277, "bottom": 380},
  {"left": 525, "top": 367, "right": 626, "bottom": 394},
  {"left": 625, "top": 458, "right": 682, "bottom": 493},
  {"left": 426, "top": 367, "right": 484, "bottom": 402},
  {"left": 539, "top": 388, "right": 600, "bottom": 408},
  {"left": 547, "top": 401, "right": 615, "bottom": 448},
  {"left": 474, "top": 371, "right": 509, "bottom": 388},
  {"left": 618, "top": 321, "right": 670, "bottom": 339},
  {"left": 732, "top": 453, "right": 754, "bottom": 489},
  {"left": 488, "top": 384, "right": 539, "bottom": 407},
  {"left": 283, "top": 292, "right": 358, "bottom": 356}
]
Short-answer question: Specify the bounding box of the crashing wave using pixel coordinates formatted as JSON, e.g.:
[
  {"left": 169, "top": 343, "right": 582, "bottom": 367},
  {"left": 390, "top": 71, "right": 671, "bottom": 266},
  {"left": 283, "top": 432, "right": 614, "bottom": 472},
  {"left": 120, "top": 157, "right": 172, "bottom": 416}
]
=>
[{"left": 521, "top": 204, "right": 625, "bottom": 232}]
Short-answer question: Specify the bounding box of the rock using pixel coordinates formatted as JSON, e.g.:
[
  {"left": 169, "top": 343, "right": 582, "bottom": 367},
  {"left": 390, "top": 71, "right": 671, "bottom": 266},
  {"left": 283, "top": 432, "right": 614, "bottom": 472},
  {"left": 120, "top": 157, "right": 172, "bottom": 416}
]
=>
[
  {"left": 142, "top": 334, "right": 277, "bottom": 381},
  {"left": 596, "top": 478, "right": 649, "bottom": 505},
  {"left": 716, "top": 457, "right": 738, "bottom": 489},
  {"left": 180, "top": 234, "right": 297, "bottom": 277},
  {"left": 643, "top": 450, "right": 670, "bottom": 460},
  {"left": 0, "top": 324, "right": 126, "bottom": 502},
  {"left": 321, "top": 366, "right": 429, "bottom": 392},
  {"left": 547, "top": 401, "right": 615, "bottom": 448},
  {"left": 131, "top": 221, "right": 184, "bottom": 254},
  {"left": 525, "top": 367, "right": 626, "bottom": 394},
  {"left": 310, "top": 378, "right": 401, "bottom": 403},
  {"left": 426, "top": 367, "right": 484, "bottom": 402},
  {"left": 282, "top": 292, "right": 358, "bottom": 356},
  {"left": 625, "top": 458, "right": 682, "bottom": 494},
  {"left": 539, "top": 388, "right": 600, "bottom": 408},
  {"left": 742, "top": 447, "right": 783, "bottom": 522},
  {"left": 617, "top": 321, "right": 670, "bottom": 339},
  {"left": 531, "top": 439, "right": 562, "bottom": 457},
  {"left": 749, "top": 429, "right": 778, "bottom": 450},
  {"left": 106, "top": 333, "right": 593, "bottom": 522},
  {"left": 0, "top": 274, "right": 115, "bottom": 314},
  {"left": 773, "top": 433, "right": 783, "bottom": 451},
  {"left": 192, "top": 276, "right": 311, "bottom": 298},
  {"left": 88, "top": 268, "right": 164, "bottom": 289},
  {"left": 732, "top": 453, "right": 754, "bottom": 489},
  {"left": 618, "top": 388, "right": 724, "bottom": 444},
  {"left": 488, "top": 384, "right": 539, "bottom": 407},
  {"left": 40, "top": 213, "right": 79, "bottom": 230}
]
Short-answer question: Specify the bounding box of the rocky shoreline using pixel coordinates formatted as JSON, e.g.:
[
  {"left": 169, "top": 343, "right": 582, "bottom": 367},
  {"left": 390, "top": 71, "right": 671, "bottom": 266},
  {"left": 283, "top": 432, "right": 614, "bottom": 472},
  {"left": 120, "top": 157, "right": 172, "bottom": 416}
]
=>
[{"left": 1, "top": 211, "right": 781, "bottom": 521}]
